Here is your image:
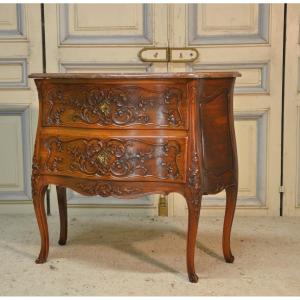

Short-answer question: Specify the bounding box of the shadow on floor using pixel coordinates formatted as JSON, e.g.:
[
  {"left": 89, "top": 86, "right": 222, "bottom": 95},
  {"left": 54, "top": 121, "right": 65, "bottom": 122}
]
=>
[
  {"left": 0, "top": 214, "right": 246, "bottom": 277},
  {"left": 49, "top": 218, "right": 230, "bottom": 274}
]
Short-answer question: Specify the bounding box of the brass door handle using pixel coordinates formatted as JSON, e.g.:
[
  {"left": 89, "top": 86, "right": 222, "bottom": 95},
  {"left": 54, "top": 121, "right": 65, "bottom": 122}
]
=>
[
  {"left": 138, "top": 47, "right": 169, "bottom": 62},
  {"left": 169, "top": 48, "right": 199, "bottom": 62},
  {"left": 138, "top": 47, "right": 199, "bottom": 63}
]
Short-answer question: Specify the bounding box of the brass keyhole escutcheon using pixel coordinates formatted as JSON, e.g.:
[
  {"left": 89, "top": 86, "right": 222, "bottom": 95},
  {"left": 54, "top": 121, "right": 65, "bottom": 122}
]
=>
[
  {"left": 99, "top": 101, "right": 110, "bottom": 117},
  {"left": 97, "top": 149, "right": 110, "bottom": 167}
]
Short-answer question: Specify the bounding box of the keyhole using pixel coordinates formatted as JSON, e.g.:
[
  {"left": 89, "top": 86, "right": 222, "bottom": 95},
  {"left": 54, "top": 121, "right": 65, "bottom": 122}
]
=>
[
  {"left": 153, "top": 52, "right": 158, "bottom": 58},
  {"left": 179, "top": 53, "right": 183, "bottom": 58}
]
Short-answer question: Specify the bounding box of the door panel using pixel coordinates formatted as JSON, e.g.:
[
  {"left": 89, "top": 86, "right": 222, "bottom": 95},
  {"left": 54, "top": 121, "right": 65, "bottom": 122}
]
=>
[
  {"left": 59, "top": 4, "right": 153, "bottom": 45},
  {"left": 188, "top": 4, "right": 269, "bottom": 44},
  {"left": 44, "top": 4, "right": 168, "bottom": 209},
  {"left": 283, "top": 4, "right": 300, "bottom": 215},
  {"left": 0, "top": 4, "right": 287, "bottom": 216},
  {"left": 45, "top": 3, "right": 168, "bottom": 74},
  {"left": 169, "top": 4, "right": 283, "bottom": 216},
  {"left": 0, "top": 4, "right": 42, "bottom": 202}
]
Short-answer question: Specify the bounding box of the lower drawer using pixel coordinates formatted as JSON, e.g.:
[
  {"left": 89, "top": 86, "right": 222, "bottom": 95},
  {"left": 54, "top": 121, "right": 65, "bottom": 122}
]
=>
[{"left": 38, "top": 134, "right": 187, "bottom": 183}]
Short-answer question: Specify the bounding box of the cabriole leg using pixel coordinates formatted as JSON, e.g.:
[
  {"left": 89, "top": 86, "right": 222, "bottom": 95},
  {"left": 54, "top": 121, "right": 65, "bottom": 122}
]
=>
[
  {"left": 56, "top": 186, "right": 68, "bottom": 246},
  {"left": 32, "top": 181, "right": 49, "bottom": 264},
  {"left": 185, "top": 195, "right": 202, "bottom": 283},
  {"left": 222, "top": 184, "right": 238, "bottom": 263}
]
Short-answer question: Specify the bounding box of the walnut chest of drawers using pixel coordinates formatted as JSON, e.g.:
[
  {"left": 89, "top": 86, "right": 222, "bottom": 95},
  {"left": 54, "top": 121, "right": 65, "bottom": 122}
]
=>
[{"left": 29, "top": 72, "right": 240, "bottom": 283}]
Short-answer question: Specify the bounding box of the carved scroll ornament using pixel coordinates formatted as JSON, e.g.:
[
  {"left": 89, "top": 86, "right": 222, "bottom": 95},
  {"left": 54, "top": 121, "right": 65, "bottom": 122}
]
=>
[
  {"left": 44, "top": 86, "right": 185, "bottom": 128},
  {"left": 43, "top": 137, "right": 182, "bottom": 180}
]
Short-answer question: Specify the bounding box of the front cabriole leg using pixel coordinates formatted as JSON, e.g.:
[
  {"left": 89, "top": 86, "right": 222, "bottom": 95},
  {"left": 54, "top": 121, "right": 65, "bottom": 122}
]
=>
[
  {"left": 185, "top": 191, "right": 202, "bottom": 283},
  {"left": 32, "top": 155, "right": 49, "bottom": 264},
  {"left": 32, "top": 179, "right": 49, "bottom": 264},
  {"left": 185, "top": 151, "right": 203, "bottom": 283}
]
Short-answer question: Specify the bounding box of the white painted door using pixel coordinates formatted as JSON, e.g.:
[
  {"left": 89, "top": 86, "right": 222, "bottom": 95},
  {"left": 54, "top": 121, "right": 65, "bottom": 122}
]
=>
[
  {"left": 168, "top": 4, "right": 284, "bottom": 216},
  {"left": 0, "top": 4, "right": 288, "bottom": 217},
  {"left": 44, "top": 4, "right": 169, "bottom": 213},
  {"left": 0, "top": 4, "right": 42, "bottom": 202},
  {"left": 283, "top": 4, "right": 300, "bottom": 216}
]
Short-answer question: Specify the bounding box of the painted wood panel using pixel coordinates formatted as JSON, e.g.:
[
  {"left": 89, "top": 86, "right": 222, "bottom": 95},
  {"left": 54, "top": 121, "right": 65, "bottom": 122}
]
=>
[
  {"left": 45, "top": 4, "right": 167, "bottom": 73},
  {"left": 283, "top": 4, "right": 300, "bottom": 215},
  {"left": 0, "top": 4, "right": 26, "bottom": 39},
  {"left": 60, "top": 62, "right": 152, "bottom": 73},
  {"left": 236, "top": 119, "right": 257, "bottom": 199},
  {"left": 0, "top": 115, "right": 23, "bottom": 191},
  {"left": 188, "top": 4, "right": 269, "bottom": 44},
  {"left": 0, "top": 106, "right": 31, "bottom": 200},
  {"left": 0, "top": 4, "right": 43, "bottom": 202},
  {"left": 0, "top": 58, "right": 27, "bottom": 88},
  {"left": 59, "top": 4, "right": 152, "bottom": 44},
  {"left": 192, "top": 62, "right": 269, "bottom": 93}
]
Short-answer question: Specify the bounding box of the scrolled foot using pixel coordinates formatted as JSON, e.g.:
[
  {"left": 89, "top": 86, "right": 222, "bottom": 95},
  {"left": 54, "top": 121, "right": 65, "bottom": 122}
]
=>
[
  {"left": 188, "top": 272, "right": 199, "bottom": 283},
  {"left": 58, "top": 239, "right": 66, "bottom": 246},
  {"left": 225, "top": 254, "right": 235, "bottom": 263},
  {"left": 35, "top": 257, "right": 47, "bottom": 264}
]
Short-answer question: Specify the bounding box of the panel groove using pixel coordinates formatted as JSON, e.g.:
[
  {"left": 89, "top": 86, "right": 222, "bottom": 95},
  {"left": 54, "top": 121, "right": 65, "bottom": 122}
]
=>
[
  {"left": 191, "top": 62, "right": 269, "bottom": 94},
  {"left": 188, "top": 4, "right": 270, "bottom": 45},
  {"left": 59, "top": 4, "right": 153, "bottom": 45},
  {"left": 0, "top": 105, "right": 31, "bottom": 201},
  {"left": 59, "top": 62, "right": 153, "bottom": 73},
  {"left": 0, "top": 4, "right": 26, "bottom": 39},
  {"left": 0, "top": 58, "right": 28, "bottom": 89}
]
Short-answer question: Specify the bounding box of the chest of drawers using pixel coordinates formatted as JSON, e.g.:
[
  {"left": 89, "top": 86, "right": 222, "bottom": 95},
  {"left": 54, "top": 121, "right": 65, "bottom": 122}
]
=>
[{"left": 29, "top": 72, "right": 240, "bottom": 283}]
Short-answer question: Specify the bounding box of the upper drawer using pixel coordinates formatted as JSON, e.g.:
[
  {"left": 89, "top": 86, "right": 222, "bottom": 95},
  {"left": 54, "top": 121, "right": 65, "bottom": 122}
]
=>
[{"left": 39, "top": 80, "right": 189, "bottom": 130}]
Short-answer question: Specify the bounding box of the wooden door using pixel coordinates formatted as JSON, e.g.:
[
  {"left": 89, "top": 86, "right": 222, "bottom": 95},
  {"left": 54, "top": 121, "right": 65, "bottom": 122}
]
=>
[
  {"left": 168, "top": 4, "right": 284, "bottom": 216},
  {"left": 283, "top": 4, "right": 300, "bottom": 216},
  {"left": 44, "top": 4, "right": 169, "bottom": 213},
  {"left": 0, "top": 4, "right": 42, "bottom": 202}
]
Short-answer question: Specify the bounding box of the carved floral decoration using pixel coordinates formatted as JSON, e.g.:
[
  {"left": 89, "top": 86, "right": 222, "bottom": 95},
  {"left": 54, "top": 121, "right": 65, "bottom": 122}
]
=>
[
  {"left": 44, "top": 86, "right": 185, "bottom": 128},
  {"left": 76, "top": 182, "right": 141, "bottom": 197},
  {"left": 31, "top": 154, "right": 40, "bottom": 197},
  {"left": 187, "top": 152, "right": 202, "bottom": 213},
  {"left": 44, "top": 137, "right": 182, "bottom": 180}
]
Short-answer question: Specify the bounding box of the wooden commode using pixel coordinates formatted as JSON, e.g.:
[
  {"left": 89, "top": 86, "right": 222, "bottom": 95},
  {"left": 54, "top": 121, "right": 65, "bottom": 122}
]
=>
[{"left": 29, "top": 72, "right": 240, "bottom": 283}]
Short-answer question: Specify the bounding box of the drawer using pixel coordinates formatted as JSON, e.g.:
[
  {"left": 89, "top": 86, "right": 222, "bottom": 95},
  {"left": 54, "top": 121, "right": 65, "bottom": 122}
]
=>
[
  {"left": 38, "top": 133, "right": 187, "bottom": 183},
  {"left": 41, "top": 80, "right": 188, "bottom": 130}
]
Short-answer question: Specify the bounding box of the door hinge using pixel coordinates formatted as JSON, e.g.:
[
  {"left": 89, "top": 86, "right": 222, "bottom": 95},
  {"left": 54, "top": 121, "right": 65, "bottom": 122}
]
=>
[{"left": 279, "top": 185, "right": 285, "bottom": 193}]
